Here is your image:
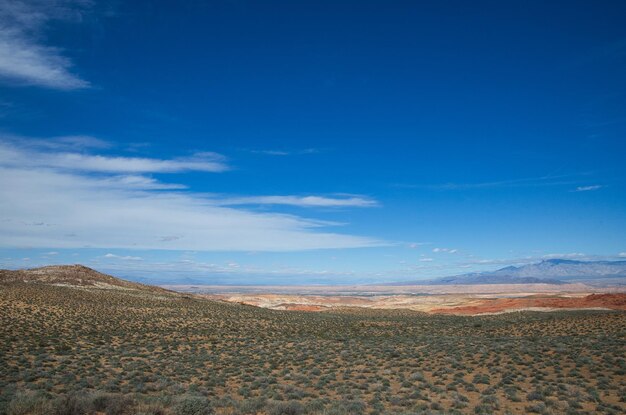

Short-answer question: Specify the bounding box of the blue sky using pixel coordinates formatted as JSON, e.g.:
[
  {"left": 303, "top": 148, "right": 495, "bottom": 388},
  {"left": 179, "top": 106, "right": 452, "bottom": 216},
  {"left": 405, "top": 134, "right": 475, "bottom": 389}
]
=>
[{"left": 0, "top": 0, "right": 625, "bottom": 284}]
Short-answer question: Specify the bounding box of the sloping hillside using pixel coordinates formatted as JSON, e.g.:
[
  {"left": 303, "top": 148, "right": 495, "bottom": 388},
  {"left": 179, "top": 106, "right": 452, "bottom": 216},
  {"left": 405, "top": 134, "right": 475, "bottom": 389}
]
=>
[
  {"left": 1, "top": 279, "right": 625, "bottom": 414},
  {"left": 0, "top": 264, "right": 172, "bottom": 294}
]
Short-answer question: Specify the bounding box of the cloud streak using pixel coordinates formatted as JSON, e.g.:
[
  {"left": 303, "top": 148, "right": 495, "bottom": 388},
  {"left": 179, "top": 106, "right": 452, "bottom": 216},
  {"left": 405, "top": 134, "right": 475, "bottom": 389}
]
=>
[
  {"left": 0, "top": 0, "right": 90, "bottom": 89},
  {"left": 104, "top": 253, "right": 142, "bottom": 261},
  {"left": 215, "top": 195, "right": 378, "bottom": 208},
  {"left": 395, "top": 174, "right": 591, "bottom": 191},
  {"left": 0, "top": 138, "right": 384, "bottom": 252},
  {"left": 574, "top": 185, "right": 604, "bottom": 192},
  {"left": 27, "top": 135, "right": 112, "bottom": 150},
  {"left": 249, "top": 148, "right": 319, "bottom": 156},
  {"left": 432, "top": 247, "right": 457, "bottom": 254},
  {"left": 0, "top": 140, "right": 230, "bottom": 173}
]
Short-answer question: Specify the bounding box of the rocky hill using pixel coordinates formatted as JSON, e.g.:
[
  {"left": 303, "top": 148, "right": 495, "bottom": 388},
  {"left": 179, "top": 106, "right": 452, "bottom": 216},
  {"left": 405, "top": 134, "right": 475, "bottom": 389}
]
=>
[{"left": 0, "top": 264, "right": 172, "bottom": 293}]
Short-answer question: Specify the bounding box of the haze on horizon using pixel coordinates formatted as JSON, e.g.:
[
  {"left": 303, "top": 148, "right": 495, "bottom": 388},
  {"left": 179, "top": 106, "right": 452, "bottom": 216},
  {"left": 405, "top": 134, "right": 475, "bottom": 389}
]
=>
[{"left": 0, "top": 0, "right": 625, "bottom": 285}]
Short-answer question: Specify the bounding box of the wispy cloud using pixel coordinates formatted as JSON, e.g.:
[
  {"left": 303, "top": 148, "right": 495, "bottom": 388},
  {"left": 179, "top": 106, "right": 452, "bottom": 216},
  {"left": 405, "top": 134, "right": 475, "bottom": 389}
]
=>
[
  {"left": 252, "top": 150, "right": 290, "bottom": 156},
  {"left": 395, "top": 174, "right": 589, "bottom": 191},
  {"left": 0, "top": 0, "right": 90, "bottom": 89},
  {"left": 461, "top": 252, "right": 597, "bottom": 268},
  {"left": 432, "top": 247, "right": 457, "bottom": 254},
  {"left": 215, "top": 195, "right": 379, "bottom": 208},
  {"left": 98, "top": 175, "right": 187, "bottom": 190},
  {"left": 41, "top": 152, "right": 229, "bottom": 174},
  {"left": 541, "top": 252, "right": 586, "bottom": 259},
  {"left": 574, "top": 185, "right": 604, "bottom": 192},
  {"left": 0, "top": 138, "right": 384, "bottom": 252},
  {"left": 248, "top": 148, "right": 319, "bottom": 156},
  {"left": 0, "top": 167, "right": 384, "bottom": 251},
  {"left": 0, "top": 139, "right": 230, "bottom": 173},
  {"left": 407, "top": 242, "right": 430, "bottom": 249},
  {"left": 104, "top": 253, "right": 143, "bottom": 261},
  {"left": 29, "top": 135, "right": 112, "bottom": 150}
]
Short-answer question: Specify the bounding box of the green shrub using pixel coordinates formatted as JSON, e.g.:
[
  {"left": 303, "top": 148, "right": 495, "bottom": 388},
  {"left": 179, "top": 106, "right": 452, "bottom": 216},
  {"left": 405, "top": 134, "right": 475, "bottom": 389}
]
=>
[
  {"left": 7, "top": 392, "right": 50, "bottom": 415},
  {"left": 267, "top": 400, "right": 304, "bottom": 415},
  {"left": 50, "top": 394, "right": 91, "bottom": 415},
  {"left": 175, "top": 396, "right": 212, "bottom": 415}
]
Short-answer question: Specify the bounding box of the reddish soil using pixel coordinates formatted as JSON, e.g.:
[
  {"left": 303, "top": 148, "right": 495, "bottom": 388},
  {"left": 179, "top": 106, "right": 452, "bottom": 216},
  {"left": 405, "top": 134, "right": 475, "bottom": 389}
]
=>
[
  {"left": 280, "top": 304, "right": 327, "bottom": 311},
  {"left": 206, "top": 291, "right": 626, "bottom": 315},
  {"left": 431, "top": 293, "right": 626, "bottom": 315}
]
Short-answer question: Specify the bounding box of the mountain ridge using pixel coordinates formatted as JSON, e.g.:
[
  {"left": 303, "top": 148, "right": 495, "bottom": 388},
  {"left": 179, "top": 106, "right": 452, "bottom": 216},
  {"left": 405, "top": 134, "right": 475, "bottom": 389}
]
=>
[{"left": 386, "top": 259, "right": 626, "bottom": 286}]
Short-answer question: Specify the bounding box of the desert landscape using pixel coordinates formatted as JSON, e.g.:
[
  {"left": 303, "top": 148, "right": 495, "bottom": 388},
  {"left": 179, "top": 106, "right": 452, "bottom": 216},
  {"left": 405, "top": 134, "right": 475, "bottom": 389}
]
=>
[
  {"left": 172, "top": 259, "right": 626, "bottom": 315},
  {"left": 1, "top": 1, "right": 625, "bottom": 415},
  {"left": 198, "top": 291, "right": 626, "bottom": 314},
  {"left": 1, "top": 265, "right": 625, "bottom": 415}
]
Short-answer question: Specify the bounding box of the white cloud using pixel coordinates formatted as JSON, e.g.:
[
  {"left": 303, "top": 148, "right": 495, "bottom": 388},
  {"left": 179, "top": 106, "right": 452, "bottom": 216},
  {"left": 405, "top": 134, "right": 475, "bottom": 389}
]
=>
[
  {"left": 419, "top": 258, "right": 433, "bottom": 262},
  {"left": 34, "top": 135, "right": 112, "bottom": 150},
  {"left": 396, "top": 174, "right": 583, "bottom": 191},
  {"left": 574, "top": 185, "right": 603, "bottom": 192},
  {"left": 0, "top": 140, "right": 230, "bottom": 173},
  {"left": 43, "top": 152, "right": 228, "bottom": 173},
  {"left": 542, "top": 252, "right": 586, "bottom": 259},
  {"left": 216, "top": 195, "right": 378, "bottom": 208},
  {"left": 407, "top": 242, "right": 430, "bottom": 249},
  {"left": 98, "top": 175, "right": 187, "bottom": 190},
  {"left": 0, "top": 140, "right": 384, "bottom": 252},
  {"left": 0, "top": 1, "right": 90, "bottom": 89},
  {"left": 253, "top": 150, "right": 290, "bottom": 156},
  {"left": 249, "top": 148, "right": 319, "bottom": 156},
  {"left": 461, "top": 252, "right": 600, "bottom": 268},
  {"left": 0, "top": 166, "right": 382, "bottom": 251},
  {"left": 2, "top": 134, "right": 112, "bottom": 152},
  {"left": 432, "top": 247, "right": 457, "bottom": 254},
  {"left": 103, "top": 253, "right": 143, "bottom": 261},
  {"left": 618, "top": 252, "right": 626, "bottom": 257}
]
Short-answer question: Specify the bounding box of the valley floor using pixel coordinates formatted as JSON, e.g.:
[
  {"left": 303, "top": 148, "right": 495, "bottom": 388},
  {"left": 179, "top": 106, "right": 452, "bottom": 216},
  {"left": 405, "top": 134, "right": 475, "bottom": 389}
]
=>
[{"left": 199, "top": 292, "right": 626, "bottom": 315}]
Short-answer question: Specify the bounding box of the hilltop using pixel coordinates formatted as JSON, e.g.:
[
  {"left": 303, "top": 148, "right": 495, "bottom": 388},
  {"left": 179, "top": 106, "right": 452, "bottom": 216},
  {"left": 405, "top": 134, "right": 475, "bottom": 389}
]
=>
[{"left": 0, "top": 264, "right": 172, "bottom": 294}]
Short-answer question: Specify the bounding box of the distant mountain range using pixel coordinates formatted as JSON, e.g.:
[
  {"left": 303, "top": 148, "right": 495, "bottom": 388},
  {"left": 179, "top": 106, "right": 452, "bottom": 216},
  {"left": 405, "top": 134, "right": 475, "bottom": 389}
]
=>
[
  {"left": 388, "top": 259, "right": 626, "bottom": 285},
  {"left": 3, "top": 260, "right": 626, "bottom": 289}
]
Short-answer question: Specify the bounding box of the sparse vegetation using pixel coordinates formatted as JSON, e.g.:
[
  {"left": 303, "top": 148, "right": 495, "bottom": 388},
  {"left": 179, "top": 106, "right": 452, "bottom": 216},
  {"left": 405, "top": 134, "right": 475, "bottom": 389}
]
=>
[{"left": 1, "top": 281, "right": 625, "bottom": 414}]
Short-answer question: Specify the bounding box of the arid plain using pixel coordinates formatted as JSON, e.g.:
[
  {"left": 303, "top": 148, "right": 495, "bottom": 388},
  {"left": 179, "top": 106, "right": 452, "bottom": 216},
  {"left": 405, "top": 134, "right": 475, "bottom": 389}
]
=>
[
  {"left": 170, "top": 284, "right": 626, "bottom": 314},
  {"left": 2, "top": 265, "right": 625, "bottom": 415}
]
